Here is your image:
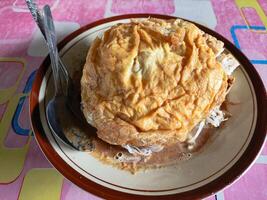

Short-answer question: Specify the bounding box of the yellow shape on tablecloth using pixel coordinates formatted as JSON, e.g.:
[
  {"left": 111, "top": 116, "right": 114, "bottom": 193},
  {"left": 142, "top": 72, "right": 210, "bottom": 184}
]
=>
[
  {"left": 0, "top": 92, "right": 27, "bottom": 146},
  {"left": 235, "top": 0, "right": 267, "bottom": 33},
  {"left": 0, "top": 58, "right": 26, "bottom": 104},
  {"left": 18, "top": 169, "right": 64, "bottom": 200},
  {"left": 0, "top": 92, "right": 31, "bottom": 183},
  {"left": 0, "top": 57, "right": 31, "bottom": 183},
  {"left": 0, "top": 137, "right": 31, "bottom": 183}
]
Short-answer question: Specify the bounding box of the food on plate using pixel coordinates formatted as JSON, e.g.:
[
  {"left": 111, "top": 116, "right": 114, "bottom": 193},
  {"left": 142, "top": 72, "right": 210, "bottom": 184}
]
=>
[{"left": 79, "top": 18, "right": 239, "bottom": 171}]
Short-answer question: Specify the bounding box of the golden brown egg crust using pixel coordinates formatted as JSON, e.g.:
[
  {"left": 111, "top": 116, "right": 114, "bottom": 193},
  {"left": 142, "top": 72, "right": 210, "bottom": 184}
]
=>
[{"left": 81, "top": 18, "right": 231, "bottom": 147}]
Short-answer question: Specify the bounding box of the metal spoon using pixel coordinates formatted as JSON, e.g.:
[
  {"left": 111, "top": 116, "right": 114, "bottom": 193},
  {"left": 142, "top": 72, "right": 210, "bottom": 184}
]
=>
[
  {"left": 43, "top": 5, "right": 79, "bottom": 150},
  {"left": 26, "top": 0, "right": 83, "bottom": 119}
]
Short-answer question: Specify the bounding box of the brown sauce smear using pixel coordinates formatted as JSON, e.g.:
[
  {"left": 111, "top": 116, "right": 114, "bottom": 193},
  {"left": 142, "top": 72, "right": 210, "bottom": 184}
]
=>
[{"left": 59, "top": 104, "right": 217, "bottom": 173}]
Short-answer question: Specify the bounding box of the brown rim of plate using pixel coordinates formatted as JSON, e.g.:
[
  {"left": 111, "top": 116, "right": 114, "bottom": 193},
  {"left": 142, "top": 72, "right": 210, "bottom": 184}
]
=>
[{"left": 29, "top": 14, "right": 267, "bottom": 200}]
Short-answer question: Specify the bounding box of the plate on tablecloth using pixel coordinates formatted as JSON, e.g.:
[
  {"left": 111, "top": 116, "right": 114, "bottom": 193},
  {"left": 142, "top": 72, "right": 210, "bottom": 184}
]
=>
[{"left": 30, "top": 14, "right": 267, "bottom": 200}]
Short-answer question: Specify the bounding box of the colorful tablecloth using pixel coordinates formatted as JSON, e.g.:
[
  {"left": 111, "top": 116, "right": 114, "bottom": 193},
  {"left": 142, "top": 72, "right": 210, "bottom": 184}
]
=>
[{"left": 0, "top": 0, "right": 266, "bottom": 199}]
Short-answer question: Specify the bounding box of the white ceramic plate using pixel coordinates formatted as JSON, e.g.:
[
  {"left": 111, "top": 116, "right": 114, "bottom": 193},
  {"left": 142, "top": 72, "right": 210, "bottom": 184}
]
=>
[{"left": 30, "top": 14, "right": 267, "bottom": 200}]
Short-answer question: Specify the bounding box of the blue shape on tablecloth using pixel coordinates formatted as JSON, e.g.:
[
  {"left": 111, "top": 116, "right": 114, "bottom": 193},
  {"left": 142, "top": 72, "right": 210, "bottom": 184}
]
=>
[
  {"left": 230, "top": 25, "right": 267, "bottom": 64},
  {"left": 12, "top": 70, "right": 36, "bottom": 136}
]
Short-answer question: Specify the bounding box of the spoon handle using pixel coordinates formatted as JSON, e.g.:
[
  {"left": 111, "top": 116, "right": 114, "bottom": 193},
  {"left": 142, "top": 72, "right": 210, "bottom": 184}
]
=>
[
  {"left": 25, "top": 0, "right": 46, "bottom": 37},
  {"left": 43, "top": 5, "right": 66, "bottom": 96},
  {"left": 26, "top": 0, "right": 69, "bottom": 92}
]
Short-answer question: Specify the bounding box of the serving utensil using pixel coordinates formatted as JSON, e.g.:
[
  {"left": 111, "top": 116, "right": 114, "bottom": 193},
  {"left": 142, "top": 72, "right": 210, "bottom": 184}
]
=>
[{"left": 42, "top": 5, "right": 80, "bottom": 150}]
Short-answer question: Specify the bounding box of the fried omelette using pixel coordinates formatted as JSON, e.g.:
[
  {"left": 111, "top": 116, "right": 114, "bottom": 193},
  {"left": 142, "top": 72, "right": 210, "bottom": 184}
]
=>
[{"left": 81, "top": 18, "right": 236, "bottom": 147}]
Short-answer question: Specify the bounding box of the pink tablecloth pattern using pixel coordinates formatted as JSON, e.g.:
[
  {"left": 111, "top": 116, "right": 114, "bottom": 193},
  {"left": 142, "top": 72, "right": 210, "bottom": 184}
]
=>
[{"left": 0, "top": 0, "right": 266, "bottom": 199}]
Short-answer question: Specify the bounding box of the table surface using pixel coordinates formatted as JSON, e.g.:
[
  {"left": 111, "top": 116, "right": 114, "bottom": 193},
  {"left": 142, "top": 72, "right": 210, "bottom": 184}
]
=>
[{"left": 0, "top": 0, "right": 266, "bottom": 199}]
